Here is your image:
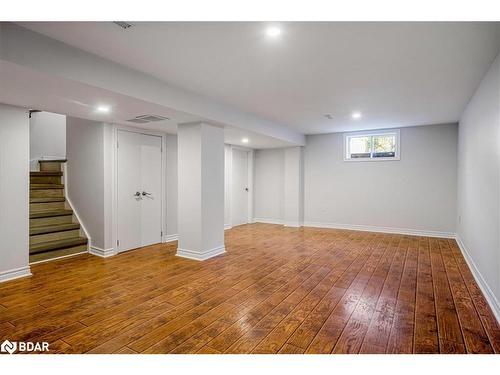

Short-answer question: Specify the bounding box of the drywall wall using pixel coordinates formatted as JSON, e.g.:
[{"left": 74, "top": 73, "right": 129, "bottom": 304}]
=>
[
  {"left": 284, "top": 147, "right": 304, "bottom": 227},
  {"left": 166, "top": 134, "right": 178, "bottom": 237},
  {"left": 66, "top": 121, "right": 180, "bottom": 247},
  {"left": 30, "top": 111, "right": 66, "bottom": 170},
  {"left": 0, "top": 104, "right": 30, "bottom": 281},
  {"left": 304, "top": 124, "right": 458, "bottom": 235},
  {"left": 224, "top": 145, "right": 232, "bottom": 228},
  {"left": 457, "top": 53, "right": 500, "bottom": 318},
  {"left": 66, "top": 117, "right": 107, "bottom": 249},
  {"left": 254, "top": 148, "right": 285, "bottom": 223}
]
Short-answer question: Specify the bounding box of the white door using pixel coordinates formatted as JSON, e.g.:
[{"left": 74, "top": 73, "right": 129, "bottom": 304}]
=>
[
  {"left": 140, "top": 134, "right": 162, "bottom": 247},
  {"left": 231, "top": 149, "right": 249, "bottom": 226},
  {"left": 117, "top": 130, "right": 162, "bottom": 252}
]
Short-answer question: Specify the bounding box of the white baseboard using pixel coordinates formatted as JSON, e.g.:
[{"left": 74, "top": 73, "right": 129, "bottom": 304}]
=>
[
  {"left": 284, "top": 221, "right": 303, "bottom": 228},
  {"left": 224, "top": 224, "right": 232, "bottom": 230},
  {"left": 63, "top": 163, "right": 92, "bottom": 252},
  {"left": 0, "top": 266, "right": 32, "bottom": 283},
  {"left": 176, "top": 245, "right": 226, "bottom": 261},
  {"left": 302, "top": 221, "right": 456, "bottom": 238},
  {"left": 89, "top": 246, "right": 117, "bottom": 258},
  {"left": 163, "top": 234, "right": 178, "bottom": 243},
  {"left": 253, "top": 218, "right": 284, "bottom": 225},
  {"left": 254, "top": 219, "right": 455, "bottom": 238},
  {"left": 455, "top": 235, "right": 500, "bottom": 324}
]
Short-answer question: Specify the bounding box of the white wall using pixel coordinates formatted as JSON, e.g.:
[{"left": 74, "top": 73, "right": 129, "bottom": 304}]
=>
[
  {"left": 224, "top": 145, "right": 232, "bottom": 228},
  {"left": 165, "top": 134, "right": 178, "bottom": 237},
  {"left": 284, "top": 147, "right": 304, "bottom": 227},
  {"left": 30, "top": 111, "right": 66, "bottom": 170},
  {"left": 457, "top": 53, "right": 500, "bottom": 318},
  {"left": 0, "top": 104, "right": 31, "bottom": 281},
  {"left": 304, "top": 124, "right": 458, "bottom": 235},
  {"left": 66, "top": 117, "right": 107, "bottom": 249},
  {"left": 254, "top": 148, "right": 285, "bottom": 223}
]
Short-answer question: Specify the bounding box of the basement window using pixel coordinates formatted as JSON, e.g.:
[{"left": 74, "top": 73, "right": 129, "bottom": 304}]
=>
[{"left": 344, "top": 129, "right": 400, "bottom": 161}]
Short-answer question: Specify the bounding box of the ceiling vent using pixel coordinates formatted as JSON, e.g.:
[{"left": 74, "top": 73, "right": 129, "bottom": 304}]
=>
[
  {"left": 113, "top": 21, "right": 134, "bottom": 30},
  {"left": 126, "top": 114, "right": 169, "bottom": 124}
]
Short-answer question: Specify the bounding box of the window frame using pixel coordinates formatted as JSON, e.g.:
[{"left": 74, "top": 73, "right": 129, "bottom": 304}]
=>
[{"left": 343, "top": 129, "right": 401, "bottom": 162}]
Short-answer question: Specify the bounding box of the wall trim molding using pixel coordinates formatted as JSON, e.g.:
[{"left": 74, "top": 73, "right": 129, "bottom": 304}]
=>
[
  {"left": 302, "top": 221, "right": 456, "bottom": 238},
  {"left": 455, "top": 235, "right": 500, "bottom": 324},
  {"left": 224, "top": 224, "right": 232, "bottom": 230},
  {"left": 62, "top": 163, "right": 92, "bottom": 253},
  {"left": 0, "top": 266, "right": 32, "bottom": 283},
  {"left": 163, "top": 234, "right": 178, "bottom": 243},
  {"left": 176, "top": 245, "right": 226, "bottom": 261},
  {"left": 89, "top": 246, "right": 117, "bottom": 258},
  {"left": 253, "top": 218, "right": 285, "bottom": 225},
  {"left": 284, "top": 221, "right": 303, "bottom": 228}
]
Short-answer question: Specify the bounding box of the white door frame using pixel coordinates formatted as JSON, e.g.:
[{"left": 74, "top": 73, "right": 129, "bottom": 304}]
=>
[
  {"left": 226, "top": 145, "right": 254, "bottom": 229},
  {"left": 112, "top": 125, "right": 167, "bottom": 253}
]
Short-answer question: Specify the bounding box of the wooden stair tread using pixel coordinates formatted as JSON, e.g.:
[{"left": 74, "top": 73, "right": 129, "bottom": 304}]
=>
[
  {"left": 30, "top": 197, "right": 66, "bottom": 203},
  {"left": 39, "top": 159, "right": 67, "bottom": 163},
  {"left": 30, "top": 237, "right": 87, "bottom": 254},
  {"left": 30, "top": 171, "right": 63, "bottom": 177},
  {"left": 30, "top": 209, "right": 73, "bottom": 219},
  {"left": 30, "top": 223, "right": 81, "bottom": 236},
  {"left": 30, "top": 184, "right": 64, "bottom": 190}
]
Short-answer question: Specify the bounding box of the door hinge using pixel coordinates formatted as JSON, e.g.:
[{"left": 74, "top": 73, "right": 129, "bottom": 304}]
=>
[
  {"left": 161, "top": 231, "right": 163, "bottom": 237},
  {"left": 117, "top": 239, "right": 120, "bottom": 246},
  {"left": 117, "top": 141, "right": 119, "bottom": 148}
]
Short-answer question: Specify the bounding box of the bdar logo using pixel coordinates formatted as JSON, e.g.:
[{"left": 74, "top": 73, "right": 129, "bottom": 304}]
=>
[{"left": 1, "top": 340, "right": 17, "bottom": 354}]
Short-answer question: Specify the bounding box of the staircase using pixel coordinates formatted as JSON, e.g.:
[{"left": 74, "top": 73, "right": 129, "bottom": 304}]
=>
[{"left": 29, "top": 160, "right": 88, "bottom": 263}]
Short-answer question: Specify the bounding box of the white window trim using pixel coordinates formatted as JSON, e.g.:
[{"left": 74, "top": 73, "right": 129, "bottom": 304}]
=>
[{"left": 343, "top": 129, "right": 401, "bottom": 162}]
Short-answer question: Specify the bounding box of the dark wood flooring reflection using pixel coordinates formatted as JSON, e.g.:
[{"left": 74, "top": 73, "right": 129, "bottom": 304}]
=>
[{"left": 1, "top": 224, "right": 499, "bottom": 354}]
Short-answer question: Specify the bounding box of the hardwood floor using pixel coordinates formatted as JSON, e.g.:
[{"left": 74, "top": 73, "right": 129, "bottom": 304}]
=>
[{"left": 1, "top": 223, "right": 499, "bottom": 354}]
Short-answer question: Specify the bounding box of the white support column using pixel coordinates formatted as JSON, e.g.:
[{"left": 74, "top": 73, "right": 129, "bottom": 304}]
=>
[
  {"left": 0, "top": 104, "right": 31, "bottom": 282},
  {"left": 177, "top": 122, "right": 225, "bottom": 260},
  {"left": 284, "top": 146, "right": 304, "bottom": 227}
]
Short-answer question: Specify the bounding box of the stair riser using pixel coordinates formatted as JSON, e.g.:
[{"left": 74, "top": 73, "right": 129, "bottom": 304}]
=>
[
  {"left": 30, "top": 215, "right": 73, "bottom": 227},
  {"left": 30, "top": 229, "right": 81, "bottom": 245},
  {"left": 29, "top": 244, "right": 87, "bottom": 263},
  {"left": 39, "top": 162, "right": 63, "bottom": 172},
  {"left": 30, "top": 176, "right": 62, "bottom": 184},
  {"left": 30, "top": 202, "right": 66, "bottom": 212},
  {"left": 30, "top": 189, "right": 64, "bottom": 198}
]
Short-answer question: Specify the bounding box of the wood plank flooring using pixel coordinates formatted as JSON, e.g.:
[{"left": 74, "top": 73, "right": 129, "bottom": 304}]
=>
[{"left": 1, "top": 223, "right": 499, "bottom": 354}]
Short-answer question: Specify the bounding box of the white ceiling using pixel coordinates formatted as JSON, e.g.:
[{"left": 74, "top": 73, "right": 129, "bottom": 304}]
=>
[
  {"left": 17, "top": 22, "right": 500, "bottom": 134},
  {"left": 0, "top": 61, "right": 293, "bottom": 148}
]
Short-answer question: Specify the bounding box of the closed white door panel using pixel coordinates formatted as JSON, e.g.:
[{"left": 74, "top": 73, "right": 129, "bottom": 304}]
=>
[
  {"left": 117, "top": 130, "right": 142, "bottom": 252},
  {"left": 140, "top": 134, "right": 162, "bottom": 247},
  {"left": 231, "top": 149, "right": 248, "bottom": 226}
]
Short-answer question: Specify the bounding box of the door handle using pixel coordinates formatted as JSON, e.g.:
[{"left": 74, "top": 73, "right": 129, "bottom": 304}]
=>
[
  {"left": 133, "top": 191, "right": 141, "bottom": 197},
  {"left": 142, "top": 191, "right": 152, "bottom": 196},
  {"left": 245, "top": 187, "right": 249, "bottom": 192}
]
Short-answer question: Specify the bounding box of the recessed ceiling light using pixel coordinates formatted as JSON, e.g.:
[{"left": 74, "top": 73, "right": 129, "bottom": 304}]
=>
[
  {"left": 242, "top": 138, "right": 249, "bottom": 144},
  {"left": 96, "top": 105, "right": 111, "bottom": 113},
  {"left": 351, "top": 111, "right": 362, "bottom": 119},
  {"left": 265, "top": 26, "right": 282, "bottom": 38}
]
